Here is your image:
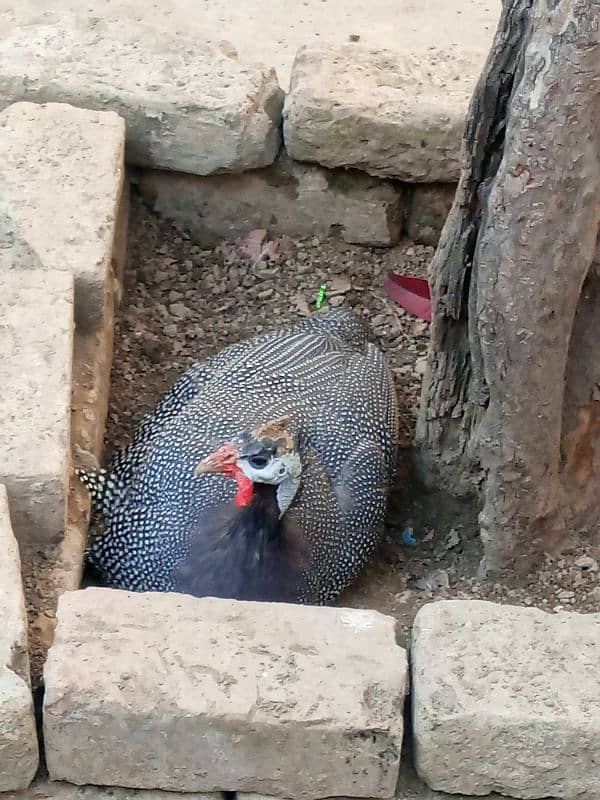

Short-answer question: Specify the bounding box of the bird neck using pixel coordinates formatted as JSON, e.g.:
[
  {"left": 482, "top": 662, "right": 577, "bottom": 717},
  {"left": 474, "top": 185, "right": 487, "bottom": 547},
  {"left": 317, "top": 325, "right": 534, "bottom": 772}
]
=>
[
  {"left": 231, "top": 466, "right": 255, "bottom": 508},
  {"left": 231, "top": 481, "right": 282, "bottom": 542},
  {"left": 231, "top": 465, "right": 298, "bottom": 519}
]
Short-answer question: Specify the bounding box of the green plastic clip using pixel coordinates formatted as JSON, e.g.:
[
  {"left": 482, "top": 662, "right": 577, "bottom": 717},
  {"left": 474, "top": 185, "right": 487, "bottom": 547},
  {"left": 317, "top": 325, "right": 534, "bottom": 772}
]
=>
[{"left": 315, "top": 283, "right": 327, "bottom": 309}]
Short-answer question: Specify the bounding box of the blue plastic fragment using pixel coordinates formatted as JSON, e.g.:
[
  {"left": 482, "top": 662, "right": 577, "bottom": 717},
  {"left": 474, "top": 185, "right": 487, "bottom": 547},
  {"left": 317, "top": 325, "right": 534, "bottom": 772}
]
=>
[{"left": 402, "top": 526, "right": 416, "bottom": 545}]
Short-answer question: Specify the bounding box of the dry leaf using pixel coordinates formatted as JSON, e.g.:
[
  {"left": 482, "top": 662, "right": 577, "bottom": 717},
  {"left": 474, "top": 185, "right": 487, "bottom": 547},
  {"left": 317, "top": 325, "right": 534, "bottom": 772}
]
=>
[
  {"left": 328, "top": 275, "right": 352, "bottom": 295},
  {"left": 237, "top": 228, "right": 266, "bottom": 261}
]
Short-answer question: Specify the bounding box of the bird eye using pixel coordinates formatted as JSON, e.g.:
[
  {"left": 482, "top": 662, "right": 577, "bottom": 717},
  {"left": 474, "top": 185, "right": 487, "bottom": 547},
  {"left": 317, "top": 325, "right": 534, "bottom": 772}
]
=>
[{"left": 248, "top": 453, "right": 271, "bottom": 470}]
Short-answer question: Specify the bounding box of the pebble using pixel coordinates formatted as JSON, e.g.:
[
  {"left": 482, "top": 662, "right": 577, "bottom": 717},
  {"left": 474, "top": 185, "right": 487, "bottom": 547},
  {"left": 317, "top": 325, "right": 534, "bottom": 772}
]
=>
[
  {"left": 414, "top": 356, "right": 428, "bottom": 376},
  {"left": 557, "top": 590, "right": 575, "bottom": 601},
  {"left": 169, "top": 302, "right": 191, "bottom": 318},
  {"left": 575, "top": 556, "right": 598, "bottom": 572},
  {"left": 416, "top": 569, "right": 450, "bottom": 592},
  {"left": 588, "top": 587, "right": 600, "bottom": 603}
]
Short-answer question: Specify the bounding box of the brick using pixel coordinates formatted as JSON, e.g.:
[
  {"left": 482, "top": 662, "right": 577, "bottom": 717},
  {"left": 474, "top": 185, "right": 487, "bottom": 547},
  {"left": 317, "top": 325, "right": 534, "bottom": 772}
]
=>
[
  {"left": 406, "top": 184, "right": 456, "bottom": 246},
  {"left": 22, "top": 260, "right": 122, "bottom": 686},
  {"left": 137, "top": 155, "right": 404, "bottom": 247},
  {"left": 0, "top": 485, "right": 39, "bottom": 790},
  {"left": 44, "top": 590, "right": 406, "bottom": 798},
  {"left": 394, "top": 755, "right": 505, "bottom": 800},
  {"left": 0, "top": 18, "right": 282, "bottom": 176},
  {"left": 0, "top": 101, "right": 125, "bottom": 329},
  {"left": 412, "top": 599, "right": 600, "bottom": 798},
  {"left": 284, "top": 46, "right": 483, "bottom": 182},
  {"left": 0, "top": 271, "right": 74, "bottom": 544}
]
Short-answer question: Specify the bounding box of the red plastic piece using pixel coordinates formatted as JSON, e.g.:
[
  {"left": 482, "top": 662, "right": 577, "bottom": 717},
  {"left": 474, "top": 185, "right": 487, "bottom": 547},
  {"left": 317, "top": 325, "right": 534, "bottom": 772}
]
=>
[{"left": 384, "top": 273, "right": 432, "bottom": 321}]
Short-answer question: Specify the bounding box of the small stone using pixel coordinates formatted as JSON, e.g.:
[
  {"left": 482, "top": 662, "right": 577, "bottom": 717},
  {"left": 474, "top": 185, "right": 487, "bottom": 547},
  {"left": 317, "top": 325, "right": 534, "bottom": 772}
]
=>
[
  {"left": 588, "top": 587, "right": 600, "bottom": 603},
  {"left": 557, "top": 590, "right": 575, "bottom": 601},
  {"left": 415, "top": 569, "right": 450, "bottom": 592},
  {"left": 414, "top": 356, "right": 428, "bottom": 376},
  {"left": 575, "top": 556, "right": 598, "bottom": 572},
  {"left": 141, "top": 338, "right": 164, "bottom": 363},
  {"left": 169, "top": 302, "right": 191, "bottom": 319}
]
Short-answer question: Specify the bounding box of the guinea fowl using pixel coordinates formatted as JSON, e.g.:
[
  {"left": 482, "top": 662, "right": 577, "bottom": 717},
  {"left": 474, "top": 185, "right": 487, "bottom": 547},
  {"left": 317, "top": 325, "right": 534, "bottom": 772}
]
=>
[{"left": 78, "top": 308, "right": 399, "bottom": 604}]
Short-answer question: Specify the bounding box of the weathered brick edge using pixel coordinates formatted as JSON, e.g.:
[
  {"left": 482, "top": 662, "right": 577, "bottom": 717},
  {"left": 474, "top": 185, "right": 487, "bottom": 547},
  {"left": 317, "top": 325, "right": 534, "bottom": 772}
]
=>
[{"left": 0, "top": 485, "right": 39, "bottom": 791}]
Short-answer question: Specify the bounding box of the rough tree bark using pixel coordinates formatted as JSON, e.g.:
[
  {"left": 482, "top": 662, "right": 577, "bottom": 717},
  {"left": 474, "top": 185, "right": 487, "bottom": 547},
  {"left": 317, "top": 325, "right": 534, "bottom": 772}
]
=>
[{"left": 416, "top": 0, "right": 600, "bottom": 573}]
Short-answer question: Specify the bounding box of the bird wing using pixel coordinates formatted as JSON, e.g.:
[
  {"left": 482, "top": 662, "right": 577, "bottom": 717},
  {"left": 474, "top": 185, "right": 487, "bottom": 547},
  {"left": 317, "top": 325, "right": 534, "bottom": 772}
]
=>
[
  {"left": 282, "top": 342, "right": 397, "bottom": 603},
  {"left": 109, "top": 310, "right": 366, "bottom": 482}
]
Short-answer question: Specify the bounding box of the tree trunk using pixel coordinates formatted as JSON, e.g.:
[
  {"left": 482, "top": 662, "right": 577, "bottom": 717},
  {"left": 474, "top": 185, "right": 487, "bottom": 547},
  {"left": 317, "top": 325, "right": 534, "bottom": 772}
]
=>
[{"left": 416, "top": 0, "right": 600, "bottom": 573}]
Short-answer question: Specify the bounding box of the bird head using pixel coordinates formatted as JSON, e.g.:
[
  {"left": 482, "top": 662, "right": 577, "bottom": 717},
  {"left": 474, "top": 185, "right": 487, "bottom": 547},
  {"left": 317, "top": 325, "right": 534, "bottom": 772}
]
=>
[{"left": 195, "top": 415, "right": 302, "bottom": 516}]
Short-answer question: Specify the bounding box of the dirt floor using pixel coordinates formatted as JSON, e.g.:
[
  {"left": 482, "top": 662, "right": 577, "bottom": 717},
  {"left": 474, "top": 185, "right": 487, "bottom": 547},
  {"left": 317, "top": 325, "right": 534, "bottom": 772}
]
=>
[{"left": 103, "top": 194, "right": 600, "bottom": 648}]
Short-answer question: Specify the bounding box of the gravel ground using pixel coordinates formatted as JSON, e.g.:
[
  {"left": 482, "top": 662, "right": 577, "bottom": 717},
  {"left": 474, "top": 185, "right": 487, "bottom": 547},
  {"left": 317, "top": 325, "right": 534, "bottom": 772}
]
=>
[{"left": 104, "top": 194, "right": 600, "bottom": 647}]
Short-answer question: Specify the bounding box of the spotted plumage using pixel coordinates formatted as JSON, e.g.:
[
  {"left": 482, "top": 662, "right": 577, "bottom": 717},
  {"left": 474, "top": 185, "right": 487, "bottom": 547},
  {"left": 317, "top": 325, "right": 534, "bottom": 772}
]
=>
[{"left": 79, "top": 308, "right": 399, "bottom": 604}]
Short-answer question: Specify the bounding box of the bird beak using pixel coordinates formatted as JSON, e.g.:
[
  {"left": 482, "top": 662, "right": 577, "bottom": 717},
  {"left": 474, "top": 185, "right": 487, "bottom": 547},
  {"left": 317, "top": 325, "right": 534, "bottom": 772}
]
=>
[{"left": 194, "top": 443, "right": 238, "bottom": 475}]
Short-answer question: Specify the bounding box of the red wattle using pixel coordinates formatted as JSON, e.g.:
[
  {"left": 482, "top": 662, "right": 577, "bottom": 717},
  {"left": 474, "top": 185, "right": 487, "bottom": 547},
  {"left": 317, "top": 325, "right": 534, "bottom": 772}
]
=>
[{"left": 233, "top": 469, "right": 254, "bottom": 507}]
